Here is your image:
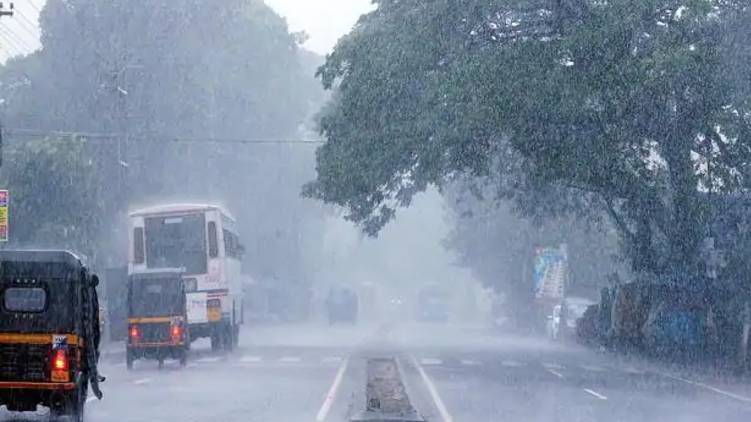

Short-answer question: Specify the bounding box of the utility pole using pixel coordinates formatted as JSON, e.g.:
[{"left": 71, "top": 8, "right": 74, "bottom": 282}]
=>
[
  {"left": 0, "top": 2, "right": 13, "bottom": 17},
  {"left": 0, "top": 2, "right": 13, "bottom": 167}
]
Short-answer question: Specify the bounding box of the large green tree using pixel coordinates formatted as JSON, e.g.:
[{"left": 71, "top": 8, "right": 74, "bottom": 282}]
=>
[
  {"left": 307, "top": 0, "right": 751, "bottom": 282},
  {"left": 0, "top": 136, "right": 104, "bottom": 260},
  {"left": 0, "top": 0, "right": 326, "bottom": 278}
]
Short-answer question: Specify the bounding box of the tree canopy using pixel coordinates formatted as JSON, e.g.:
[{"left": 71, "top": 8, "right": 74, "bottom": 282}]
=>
[
  {"left": 307, "top": 0, "right": 751, "bottom": 282},
  {"left": 0, "top": 0, "right": 326, "bottom": 277}
]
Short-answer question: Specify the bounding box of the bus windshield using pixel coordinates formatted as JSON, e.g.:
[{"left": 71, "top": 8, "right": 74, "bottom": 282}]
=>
[{"left": 144, "top": 214, "right": 207, "bottom": 275}]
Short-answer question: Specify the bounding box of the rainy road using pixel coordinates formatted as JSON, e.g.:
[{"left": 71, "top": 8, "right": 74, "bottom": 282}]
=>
[{"left": 4, "top": 322, "right": 751, "bottom": 421}]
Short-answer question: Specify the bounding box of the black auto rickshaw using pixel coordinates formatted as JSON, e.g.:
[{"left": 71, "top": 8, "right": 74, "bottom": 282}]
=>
[
  {"left": 0, "top": 250, "right": 103, "bottom": 422},
  {"left": 126, "top": 270, "right": 189, "bottom": 369}
]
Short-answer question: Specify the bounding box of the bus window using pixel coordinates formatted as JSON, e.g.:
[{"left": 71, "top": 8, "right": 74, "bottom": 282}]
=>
[
  {"left": 223, "top": 229, "right": 242, "bottom": 258},
  {"left": 133, "top": 227, "right": 145, "bottom": 264},
  {"left": 208, "top": 222, "right": 218, "bottom": 258}
]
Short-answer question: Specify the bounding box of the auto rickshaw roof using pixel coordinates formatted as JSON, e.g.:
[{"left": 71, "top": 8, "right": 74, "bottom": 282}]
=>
[{"left": 0, "top": 250, "right": 83, "bottom": 268}]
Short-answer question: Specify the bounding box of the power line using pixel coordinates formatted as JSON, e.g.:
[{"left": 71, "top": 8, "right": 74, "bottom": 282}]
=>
[
  {"left": 4, "top": 128, "right": 326, "bottom": 145},
  {"left": 27, "top": 1, "right": 42, "bottom": 14},
  {"left": 13, "top": 9, "right": 39, "bottom": 42},
  {"left": 0, "top": 24, "right": 33, "bottom": 51},
  {"left": 0, "top": 28, "right": 25, "bottom": 56}
]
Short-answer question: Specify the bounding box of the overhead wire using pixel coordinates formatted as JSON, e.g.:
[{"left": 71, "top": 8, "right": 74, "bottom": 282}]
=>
[
  {"left": 0, "top": 23, "right": 34, "bottom": 52},
  {"left": 27, "top": 1, "right": 42, "bottom": 15},
  {"left": 13, "top": 9, "right": 40, "bottom": 42},
  {"left": 0, "top": 27, "right": 27, "bottom": 57},
  {"left": 4, "top": 128, "right": 326, "bottom": 146}
]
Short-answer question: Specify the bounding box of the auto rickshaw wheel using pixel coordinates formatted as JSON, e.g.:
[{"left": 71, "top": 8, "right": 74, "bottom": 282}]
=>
[
  {"left": 126, "top": 349, "right": 135, "bottom": 370},
  {"left": 52, "top": 381, "right": 86, "bottom": 422}
]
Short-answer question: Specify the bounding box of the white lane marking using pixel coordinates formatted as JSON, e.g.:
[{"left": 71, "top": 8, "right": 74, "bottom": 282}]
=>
[
  {"left": 322, "top": 356, "right": 342, "bottom": 364},
  {"left": 133, "top": 378, "right": 151, "bottom": 385},
  {"left": 501, "top": 360, "right": 524, "bottom": 367},
  {"left": 542, "top": 362, "right": 564, "bottom": 370},
  {"left": 547, "top": 368, "right": 565, "bottom": 379},
  {"left": 581, "top": 365, "right": 605, "bottom": 372},
  {"left": 315, "top": 358, "right": 349, "bottom": 422},
  {"left": 85, "top": 396, "right": 97, "bottom": 403},
  {"left": 623, "top": 367, "right": 645, "bottom": 375},
  {"left": 583, "top": 388, "right": 608, "bottom": 400},
  {"left": 279, "top": 356, "right": 302, "bottom": 363},
  {"left": 460, "top": 359, "right": 481, "bottom": 366},
  {"left": 420, "top": 358, "right": 442, "bottom": 366},
  {"left": 413, "top": 356, "right": 454, "bottom": 422},
  {"left": 196, "top": 356, "right": 222, "bottom": 363},
  {"left": 240, "top": 355, "right": 263, "bottom": 363},
  {"left": 658, "top": 372, "right": 751, "bottom": 404}
]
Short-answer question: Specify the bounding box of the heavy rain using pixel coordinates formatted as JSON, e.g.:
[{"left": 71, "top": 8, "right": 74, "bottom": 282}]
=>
[{"left": 0, "top": 1, "right": 750, "bottom": 421}]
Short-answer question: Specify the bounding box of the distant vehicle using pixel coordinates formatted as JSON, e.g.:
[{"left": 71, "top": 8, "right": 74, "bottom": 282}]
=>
[
  {"left": 546, "top": 304, "right": 562, "bottom": 341},
  {"left": 0, "top": 250, "right": 103, "bottom": 422},
  {"left": 126, "top": 271, "right": 189, "bottom": 369},
  {"left": 416, "top": 286, "right": 450, "bottom": 322},
  {"left": 129, "top": 204, "right": 244, "bottom": 352},
  {"left": 326, "top": 286, "right": 358, "bottom": 324},
  {"left": 559, "top": 297, "right": 596, "bottom": 341}
]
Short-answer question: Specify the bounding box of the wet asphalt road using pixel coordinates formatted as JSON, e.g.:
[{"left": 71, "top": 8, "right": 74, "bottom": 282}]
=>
[{"left": 3, "top": 321, "right": 751, "bottom": 422}]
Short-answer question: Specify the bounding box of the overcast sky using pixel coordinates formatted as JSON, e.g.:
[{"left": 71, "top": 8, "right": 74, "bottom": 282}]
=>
[
  {"left": 1, "top": 1, "right": 373, "bottom": 61},
  {"left": 265, "top": 0, "right": 375, "bottom": 54}
]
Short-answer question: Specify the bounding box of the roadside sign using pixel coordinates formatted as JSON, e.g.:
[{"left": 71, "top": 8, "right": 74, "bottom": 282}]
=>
[
  {"left": 0, "top": 190, "right": 7, "bottom": 242},
  {"left": 533, "top": 244, "right": 567, "bottom": 302}
]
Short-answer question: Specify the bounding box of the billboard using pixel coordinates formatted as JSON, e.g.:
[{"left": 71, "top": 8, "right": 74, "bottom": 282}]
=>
[
  {"left": 0, "top": 190, "right": 7, "bottom": 242},
  {"left": 533, "top": 244, "right": 567, "bottom": 301}
]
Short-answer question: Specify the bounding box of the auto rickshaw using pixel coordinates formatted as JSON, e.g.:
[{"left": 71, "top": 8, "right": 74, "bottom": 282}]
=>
[
  {"left": 126, "top": 270, "right": 189, "bottom": 369},
  {"left": 0, "top": 250, "right": 103, "bottom": 422}
]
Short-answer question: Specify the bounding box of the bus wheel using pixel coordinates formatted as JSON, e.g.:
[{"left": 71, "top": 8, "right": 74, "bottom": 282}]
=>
[
  {"left": 232, "top": 324, "right": 240, "bottom": 348},
  {"left": 223, "top": 324, "right": 234, "bottom": 352},
  {"left": 211, "top": 333, "right": 221, "bottom": 351}
]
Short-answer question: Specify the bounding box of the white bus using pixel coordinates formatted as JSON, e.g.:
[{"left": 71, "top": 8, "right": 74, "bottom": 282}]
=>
[{"left": 128, "top": 204, "right": 244, "bottom": 351}]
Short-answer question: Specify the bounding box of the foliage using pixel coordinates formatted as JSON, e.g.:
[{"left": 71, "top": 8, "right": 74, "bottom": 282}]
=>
[
  {"left": 307, "top": 0, "right": 751, "bottom": 282},
  {"left": 0, "top": 0, "right": 326, "bottom": 276},
  {"left": 0, "top": 136, "right": 104, "bottom": 259}
]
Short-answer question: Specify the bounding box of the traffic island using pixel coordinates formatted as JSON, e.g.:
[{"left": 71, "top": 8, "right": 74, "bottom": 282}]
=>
[{"left": 351, "top": 358, "right": 425, "bottom": 422}]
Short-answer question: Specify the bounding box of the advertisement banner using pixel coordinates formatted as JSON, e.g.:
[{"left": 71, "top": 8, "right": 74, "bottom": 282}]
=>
[
  {"left": 533, "top": 244, "right": 567, "bottom": 302},
  {"left": 0, "top": 190, "right": 7, "bottom": 242}
]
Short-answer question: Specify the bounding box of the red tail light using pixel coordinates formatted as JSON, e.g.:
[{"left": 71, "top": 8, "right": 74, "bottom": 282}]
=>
[
  {"left": 129, "top": 325, "right": 140, "bottom": 340},
  {"left": 171, "top": 324, "right": 183, "bottom": 342},
  {"left": 52, "top": 349, "right": 69, "bottom": 371}
]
